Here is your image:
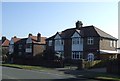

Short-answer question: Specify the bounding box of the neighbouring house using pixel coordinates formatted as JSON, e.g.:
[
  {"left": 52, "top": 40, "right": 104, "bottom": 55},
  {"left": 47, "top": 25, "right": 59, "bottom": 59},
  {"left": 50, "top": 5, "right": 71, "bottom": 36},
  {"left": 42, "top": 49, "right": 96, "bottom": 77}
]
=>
[
  {"left": 9, "top": 33, "right": 46, "bottom": 64},
  {"left": 116, "top": 47, "right": 120, "bottom": 59},
  {"left": 1, "top": 36, "right": 10, "bottom": 62},
  {"left": 46, "top": 21, "right": 118, "bottom": 64},
  {"left": 2, "top": 36, "right": 10, "bottom": 49}
]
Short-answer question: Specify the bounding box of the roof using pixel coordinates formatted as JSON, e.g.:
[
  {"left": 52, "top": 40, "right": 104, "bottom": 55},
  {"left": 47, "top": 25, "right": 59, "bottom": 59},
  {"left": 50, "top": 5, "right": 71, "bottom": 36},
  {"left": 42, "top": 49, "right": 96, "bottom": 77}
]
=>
[
  {"left": 94, "top": 26, "right": 117, "bottom": 40},
  {"left": 2, "top": 39, "right": 10, "bottom": 47},
  {"left": 12, "top": 37, "right": 21, "bottom": 43},
  {"left": 16, "top": 36, "right": 46, "bottom": 44},
  {"left": 47, "top": 25, "right": 117, "bottom": 40},
  {"left": 30, "top": 36, "right": 46, "bottom": 44}
]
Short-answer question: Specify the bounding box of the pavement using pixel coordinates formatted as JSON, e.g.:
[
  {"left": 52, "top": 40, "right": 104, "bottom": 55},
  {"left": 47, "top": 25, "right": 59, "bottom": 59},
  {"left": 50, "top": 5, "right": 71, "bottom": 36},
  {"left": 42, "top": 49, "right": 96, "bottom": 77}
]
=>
[{"left": 86, "top": 68, "right": 106, "bottom": 73}]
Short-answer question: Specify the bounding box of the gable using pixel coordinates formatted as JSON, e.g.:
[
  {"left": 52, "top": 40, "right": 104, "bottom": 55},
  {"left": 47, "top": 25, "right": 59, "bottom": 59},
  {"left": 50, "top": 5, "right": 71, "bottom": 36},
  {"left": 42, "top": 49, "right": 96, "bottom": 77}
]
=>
[
  {"left": 71, "top": 31, "right": 81, "bottom": 38},
  {"left": 26, "top": 37, "right": 32, "bottom": 43},
  {"left": 54, "top": 33, "right": 61, "bottom": 39},
  {"left": 10, "top": 39, "right": 14, "bottom": 44}
]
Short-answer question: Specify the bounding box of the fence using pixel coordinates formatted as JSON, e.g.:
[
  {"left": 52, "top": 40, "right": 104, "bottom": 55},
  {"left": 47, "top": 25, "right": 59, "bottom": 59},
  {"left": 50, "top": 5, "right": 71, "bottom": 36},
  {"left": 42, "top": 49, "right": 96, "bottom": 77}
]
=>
[{"left": 106, "top": 59, "right": 120, "bottom": 75}]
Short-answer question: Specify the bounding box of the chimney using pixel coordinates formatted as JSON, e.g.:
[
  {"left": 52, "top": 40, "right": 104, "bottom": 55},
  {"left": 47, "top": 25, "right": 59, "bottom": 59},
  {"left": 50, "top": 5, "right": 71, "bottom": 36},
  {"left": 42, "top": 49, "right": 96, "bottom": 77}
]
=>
[
  {"left": 37, "top": 33, "right": 41, "bottom": 42},
  {"left": 76, "top": 21, "right": 83, "bottom": 29},
  {"left": 2, "top": 36, "right": 6, "bottom": 43},
  {"left": 28, "top": 33, "right": 32, "bottom": 37},
  {"left": 14, "top": 36, "right": 17, "bottom": 38}
]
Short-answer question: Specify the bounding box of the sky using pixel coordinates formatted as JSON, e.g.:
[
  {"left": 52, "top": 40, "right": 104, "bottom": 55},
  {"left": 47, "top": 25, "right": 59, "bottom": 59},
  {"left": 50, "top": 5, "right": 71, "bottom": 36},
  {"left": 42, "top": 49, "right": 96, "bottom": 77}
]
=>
[{"left": 2, "top": 2, "right": 118, "bottom": 40}]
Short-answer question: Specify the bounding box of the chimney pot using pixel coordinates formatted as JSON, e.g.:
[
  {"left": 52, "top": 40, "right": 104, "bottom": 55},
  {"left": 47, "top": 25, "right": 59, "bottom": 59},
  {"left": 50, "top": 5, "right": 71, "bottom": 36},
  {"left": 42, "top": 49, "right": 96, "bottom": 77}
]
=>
[{"left": 28, "top": 33, "right": 32, "bottom": 37}]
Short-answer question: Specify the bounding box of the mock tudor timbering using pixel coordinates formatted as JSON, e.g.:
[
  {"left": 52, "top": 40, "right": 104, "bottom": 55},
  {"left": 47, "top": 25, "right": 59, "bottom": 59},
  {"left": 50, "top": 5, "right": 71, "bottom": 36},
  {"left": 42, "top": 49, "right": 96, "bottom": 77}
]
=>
[{"left": 46, "top": 21, "right": 118, "bottom": 62}]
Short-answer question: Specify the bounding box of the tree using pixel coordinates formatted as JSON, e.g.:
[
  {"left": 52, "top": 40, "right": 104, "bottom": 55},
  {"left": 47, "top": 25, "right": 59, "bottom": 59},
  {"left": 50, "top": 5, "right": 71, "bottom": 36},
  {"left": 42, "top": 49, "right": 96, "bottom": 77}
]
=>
[{"left": 2, "top": 47, "right": 9, "bottom": 63}]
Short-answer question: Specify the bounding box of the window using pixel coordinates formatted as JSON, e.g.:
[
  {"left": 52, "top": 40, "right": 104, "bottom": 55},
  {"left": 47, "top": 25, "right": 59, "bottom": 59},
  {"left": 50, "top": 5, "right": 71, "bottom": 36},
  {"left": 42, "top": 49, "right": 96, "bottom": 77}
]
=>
[
  {"left": 55, "top": 39, "right": 64, "bottom": 46},
  {"left": 9, "top": 45, "right": 14, "bottom": 54},
  {"left": 110, "top": 41, "right": 112, "bottom": 47},
  {"left": 87, "top": 37, "right": 94, "bottom": 45},
  {"left": 55, "top": 40, "right": 60, "bottom": 45},
  {"left": 110, "top": 40, "right": 115, "bottom": 47},
  {"left": 26, "top": 44, "right": 32, "bottom": 53},
  {"left": 114, "top": 41, "right": 116, "bottom": 47},
  {"left": 18, "top": 45, "right": 22, "bottom": 49},
  {"left": 49, "top": 40, "right": 52, "bottom": 46},
  {"left": 72, "top": 52, "right": 82, "bottom": 60},
  {"left": 26, "top": 44, "right": 32, "bottom": 48},
  {"left": 72, "top": 38, "right": 82, "bottom": 45}
]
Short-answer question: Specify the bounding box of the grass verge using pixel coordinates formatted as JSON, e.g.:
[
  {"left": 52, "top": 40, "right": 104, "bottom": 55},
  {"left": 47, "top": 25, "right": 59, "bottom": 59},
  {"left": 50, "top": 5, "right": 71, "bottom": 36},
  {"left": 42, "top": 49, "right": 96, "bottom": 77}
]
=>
[{"left": 1, "top": 63, "right": 52, "bottom": 71}]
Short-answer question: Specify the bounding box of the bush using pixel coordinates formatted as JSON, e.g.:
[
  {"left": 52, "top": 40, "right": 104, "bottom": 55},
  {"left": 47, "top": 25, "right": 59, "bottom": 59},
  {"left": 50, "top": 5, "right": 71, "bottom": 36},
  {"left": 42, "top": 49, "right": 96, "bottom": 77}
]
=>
[{"left": 83, "top": 60, "right": 108, "bottom": 69}]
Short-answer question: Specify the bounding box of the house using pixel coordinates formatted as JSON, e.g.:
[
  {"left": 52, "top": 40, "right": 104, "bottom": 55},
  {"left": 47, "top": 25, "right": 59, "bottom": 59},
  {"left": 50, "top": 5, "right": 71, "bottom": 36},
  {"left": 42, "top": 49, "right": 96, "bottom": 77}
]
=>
[
  {"left": 9, "top": 33, "right": 46, "bottom": 64},
  {"left": 46, "top": 21, "right": 118, "bottom": 63},
  {"left": 1, "top": 36, "right": 10, "bottom": 62},
  {"left": 2, "top": 36, "right": 10, "bottom": 48}
]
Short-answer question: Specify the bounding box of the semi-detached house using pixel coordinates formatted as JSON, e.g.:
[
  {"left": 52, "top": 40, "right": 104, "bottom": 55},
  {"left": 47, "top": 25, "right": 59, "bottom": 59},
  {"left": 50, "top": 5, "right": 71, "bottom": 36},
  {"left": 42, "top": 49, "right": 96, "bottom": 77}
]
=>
[
  {"left": 46, "top": 21, "right": 118, "bottom": 63},
  {"left": 9, "top": 33, "right": 46, "bottom": 64}
]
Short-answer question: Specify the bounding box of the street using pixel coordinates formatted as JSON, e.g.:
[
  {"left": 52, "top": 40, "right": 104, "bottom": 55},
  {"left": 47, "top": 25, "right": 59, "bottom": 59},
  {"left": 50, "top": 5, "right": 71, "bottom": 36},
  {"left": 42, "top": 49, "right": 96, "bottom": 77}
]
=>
[{"left": 2, "top": 66, "right": 99, "bottom": 81}]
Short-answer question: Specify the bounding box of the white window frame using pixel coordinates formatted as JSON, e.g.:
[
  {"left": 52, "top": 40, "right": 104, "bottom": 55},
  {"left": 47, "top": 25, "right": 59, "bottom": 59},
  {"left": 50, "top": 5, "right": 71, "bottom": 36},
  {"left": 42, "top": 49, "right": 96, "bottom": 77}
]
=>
[
  {"left": 114, "top": 41, "right": 116, "bottom": 47},
  {"left": 25, "top": 43, "right": 32, "bottom": 53},
  {"left": 55, "top": 39, "right": 64, "bottom": 46},
  {"left": 110, "top": 41, "right": 112, "bottom": 47},
  {"left": 48, "top": 40, "right": 52, "bottom": 46},
  {"left": 87, "top": 37, "right": 94, "bottom": 45},
  {"left": 72, "top": 38, "right": 80, "bottom": 45},
  {"left": 72, "top": 52, "right": 82, "bottom": 60},
  {"left": 110, "top": 40, "right": 114, "bottom": 47},
  {"left": 9, "top": 44, "right": 14, "bottom": 54}
]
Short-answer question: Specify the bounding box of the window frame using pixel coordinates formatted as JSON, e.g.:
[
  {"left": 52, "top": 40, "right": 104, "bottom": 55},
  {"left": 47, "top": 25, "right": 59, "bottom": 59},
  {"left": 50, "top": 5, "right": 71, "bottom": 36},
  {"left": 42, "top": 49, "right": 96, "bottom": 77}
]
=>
[
  {"left": 72, "top": 52, "right": 82, "bottom": 60},
  {"left": 48, "top": 40, "right": 52, "bottom": 46},
  {"left": 72, "top": 38, "right": 82, "bottom": 45},
  {"left": 87, "top": 37, "right": 94, "bottom": 45}
]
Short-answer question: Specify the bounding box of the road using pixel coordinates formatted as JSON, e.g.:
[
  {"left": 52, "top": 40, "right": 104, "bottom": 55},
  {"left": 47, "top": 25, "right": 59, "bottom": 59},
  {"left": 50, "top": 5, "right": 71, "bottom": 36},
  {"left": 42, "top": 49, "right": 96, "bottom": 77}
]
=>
[{"left": 2, "top": 66, "right": 99, "bottom": 81}]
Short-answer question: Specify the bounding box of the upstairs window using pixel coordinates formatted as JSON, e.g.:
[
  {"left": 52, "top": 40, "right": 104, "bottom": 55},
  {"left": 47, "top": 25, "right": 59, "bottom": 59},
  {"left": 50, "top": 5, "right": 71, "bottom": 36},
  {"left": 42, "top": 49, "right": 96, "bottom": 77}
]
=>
[
  {"left": 114, "top": 41, "right": 116, "bottom": 47},
  {"left": 18, "top": 45, "right": 22, "bottom": 49},
  {"left": 55, "top": 40, "right": 60, "bottom": 45},
  {"left": 87, "top": 37, "right": 94, "bottom": 45},
  {"left": 48, "top": 40, "right": 52, "bottom": 46},
  {"left": 110, "top": 41, "right": 113, "bottom": 47},
  {"left": 26, "top": 44, "right": 32, "bottom": 53},
  {"left": 55, "top": 39, "right": 64, "bottom": 46},
  {"left": 26, "top": 44, "right": 32, "bottom": 48},
  {"left": 110, "top": 40, "right": 116, "bottom": 47},
  {"left": 72, "top": 38, "right": 83, "bottom": 45},
  {"left": 9, "top": 45, "right": 14, "bottom": 54}
]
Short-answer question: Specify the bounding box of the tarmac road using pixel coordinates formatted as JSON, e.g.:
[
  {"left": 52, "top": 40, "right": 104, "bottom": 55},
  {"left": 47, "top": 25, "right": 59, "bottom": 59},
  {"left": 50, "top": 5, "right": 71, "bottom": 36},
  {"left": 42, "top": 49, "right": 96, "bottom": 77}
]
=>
[{"left": 2, "top": 66, "right": 99, "bottom": 81}]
